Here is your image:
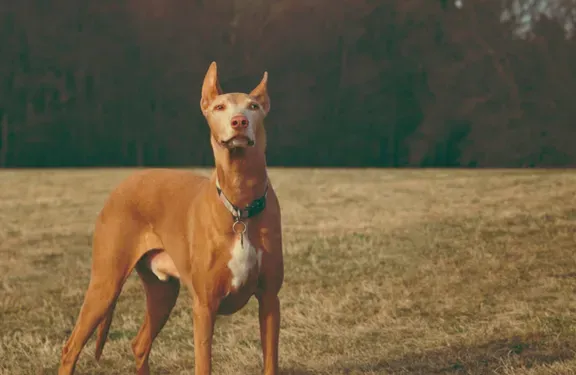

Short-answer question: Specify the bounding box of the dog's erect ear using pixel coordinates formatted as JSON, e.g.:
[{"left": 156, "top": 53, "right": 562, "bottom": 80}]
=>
[
  {"left": 249, "top": 71, "right": 270, "bottom": 115},
  {"left": 200, "top": 61, "right": 223, "bottom": 114}
]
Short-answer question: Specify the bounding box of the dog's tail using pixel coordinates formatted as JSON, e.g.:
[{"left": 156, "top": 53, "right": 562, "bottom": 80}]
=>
[{"left": 94, "top": 300, "right": 118, "bottom": 361}]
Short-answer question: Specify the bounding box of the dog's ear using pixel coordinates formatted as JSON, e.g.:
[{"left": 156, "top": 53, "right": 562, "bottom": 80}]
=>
[
  {"left": 200, "top": 61, "right": 223, "bottom": 114},
  {"left": 249, "top": 71, "right": 270, "bottom": 115}
]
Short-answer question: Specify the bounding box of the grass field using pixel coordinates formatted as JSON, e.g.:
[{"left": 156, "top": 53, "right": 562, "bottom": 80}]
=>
[{"left": 1, "top": 168, "right": 576, "bottom": 375}]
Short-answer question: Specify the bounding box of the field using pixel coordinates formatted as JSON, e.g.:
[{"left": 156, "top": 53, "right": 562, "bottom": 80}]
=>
[{"left": 1, "top": 168, "right": 576, "bottom": 375}]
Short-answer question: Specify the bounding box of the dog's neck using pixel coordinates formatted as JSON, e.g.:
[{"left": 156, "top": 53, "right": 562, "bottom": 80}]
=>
[{"left": 212, "top": 141, "right": 268, "bottom": 208}]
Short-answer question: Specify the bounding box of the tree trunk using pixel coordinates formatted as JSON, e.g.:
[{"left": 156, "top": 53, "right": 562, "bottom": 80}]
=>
[
  {"left": 334, "top": 35, "right": 348, "bottom": 118},
  {"left": 0, "top": 115, "right": 8, "bottom": 167},
  {"left": 388, "top": 93, "right": 398, "bottom": 167},
  {"left": 136, "top": 140, "right": 144, "bottom": 166}
]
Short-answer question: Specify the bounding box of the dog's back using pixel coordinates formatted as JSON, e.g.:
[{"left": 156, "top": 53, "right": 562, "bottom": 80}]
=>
[{"left": 100, "top": 168, "right": 210, "bottom": 226}]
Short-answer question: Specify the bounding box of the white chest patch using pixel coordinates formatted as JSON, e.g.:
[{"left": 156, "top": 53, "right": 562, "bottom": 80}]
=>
[{"left": 228, "top": 232, "right": 262, "bottom": 289}]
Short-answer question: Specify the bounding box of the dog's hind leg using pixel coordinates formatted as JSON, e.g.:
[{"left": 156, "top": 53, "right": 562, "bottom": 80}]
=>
[
  {"left": 131, "top": 256, "right": 180, "bottom": 375},
  {"left": 58, "top": 216, "right": 143, "bottom": 375}
]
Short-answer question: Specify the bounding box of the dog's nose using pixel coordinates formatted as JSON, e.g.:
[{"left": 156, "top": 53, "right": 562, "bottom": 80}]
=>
[{"left": 231, "top": 115, "right": 249, "bottom": 129}]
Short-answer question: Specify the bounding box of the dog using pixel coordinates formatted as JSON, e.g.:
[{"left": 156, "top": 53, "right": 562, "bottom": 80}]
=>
[{"left": 58, "top": 62, "right": 284, "bottom": 375}]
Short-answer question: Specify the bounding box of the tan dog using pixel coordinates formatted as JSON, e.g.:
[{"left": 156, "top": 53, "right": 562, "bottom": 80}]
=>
[{"left": 58, "top": 62, "right": 284, "bottom": 375}]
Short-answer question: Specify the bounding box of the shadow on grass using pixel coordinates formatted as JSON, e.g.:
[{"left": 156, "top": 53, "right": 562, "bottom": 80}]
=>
[
  {"left": 40, "top": 333, "right": 575, "bottom": 375},
  {"left": 279, "top": 334, "right": 574, "bottom": 374}
]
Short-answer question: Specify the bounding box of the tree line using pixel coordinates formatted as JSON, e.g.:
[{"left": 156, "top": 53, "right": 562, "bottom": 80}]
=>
[{"left": 0, "top": 0, "right": 575, "bottom": 167}]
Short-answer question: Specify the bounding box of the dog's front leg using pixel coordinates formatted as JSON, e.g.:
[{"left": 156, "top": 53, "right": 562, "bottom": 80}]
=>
[
  {"left": 257, "top": 292, "right": 280, "bottom": 375},
  {"left": 192, "top": 299, "right": 217, "bottom": 375}
]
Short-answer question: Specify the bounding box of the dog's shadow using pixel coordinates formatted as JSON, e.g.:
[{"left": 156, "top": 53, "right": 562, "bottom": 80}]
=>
[{"left": 277, "top": 333, "right": 574, "bottom": 374}]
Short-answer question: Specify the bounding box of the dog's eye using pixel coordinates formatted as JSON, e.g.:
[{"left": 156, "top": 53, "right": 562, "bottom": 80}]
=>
[
  {"left": 249, "top": 103, "right": 260, "bottom": 110},
  {"left": 213, "top": 104, "right": 225, "bottom": 111}
]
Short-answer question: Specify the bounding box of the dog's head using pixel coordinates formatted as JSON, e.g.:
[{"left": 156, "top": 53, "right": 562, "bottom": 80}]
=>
[{"left": 200, "top": 62, "right": 270, "bottom": 151}]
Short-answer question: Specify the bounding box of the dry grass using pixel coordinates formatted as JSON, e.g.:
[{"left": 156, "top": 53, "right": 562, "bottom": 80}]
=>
[{"left": 1, "top": 168, "right": 576, "bottom": 375}]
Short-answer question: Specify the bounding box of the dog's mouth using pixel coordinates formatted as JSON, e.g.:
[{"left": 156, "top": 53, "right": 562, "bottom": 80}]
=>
[{"left": 219, "top": 135, "right": 255, "bottom": 149}]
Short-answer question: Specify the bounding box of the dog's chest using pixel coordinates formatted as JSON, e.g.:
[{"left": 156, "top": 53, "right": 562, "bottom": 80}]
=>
[{"left": 227, "top": 233, "right": 262, "bottom": 290}]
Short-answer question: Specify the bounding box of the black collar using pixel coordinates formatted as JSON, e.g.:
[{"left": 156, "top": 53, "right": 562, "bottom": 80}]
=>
[{"left": 216, "top": 179, "right": 268, "bottom": 220}]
